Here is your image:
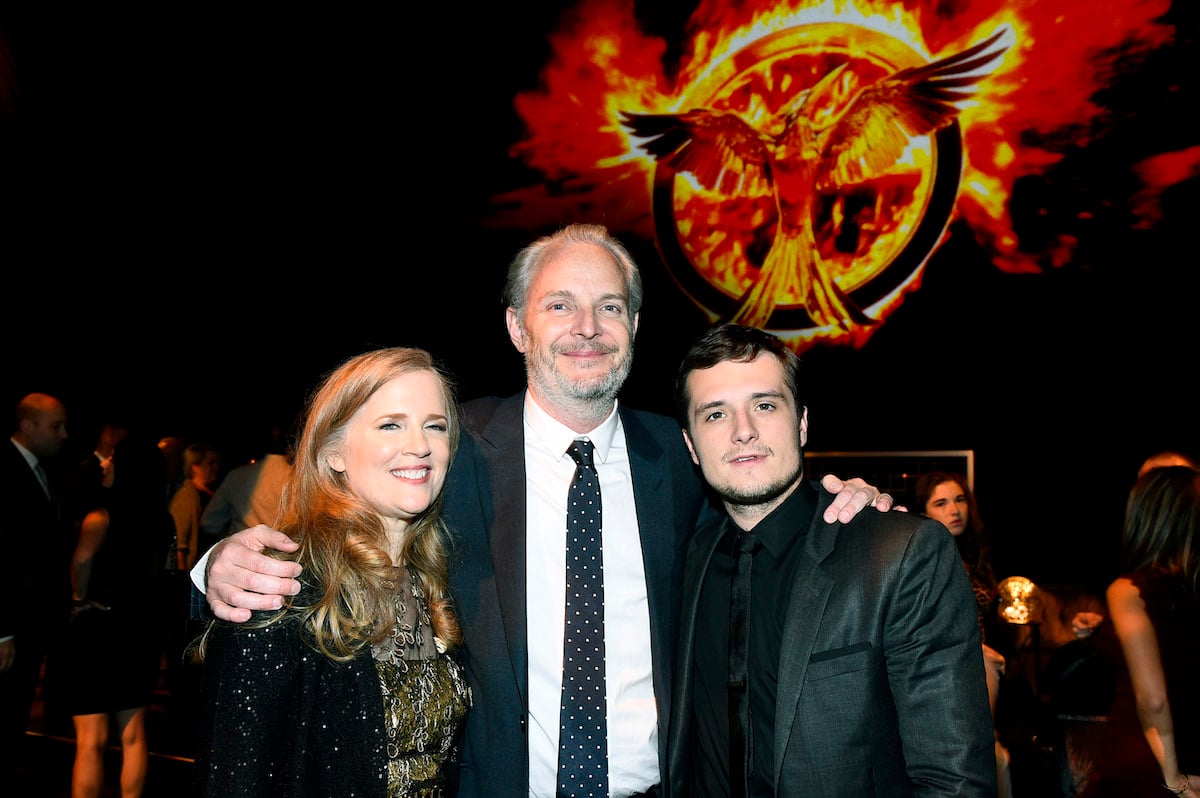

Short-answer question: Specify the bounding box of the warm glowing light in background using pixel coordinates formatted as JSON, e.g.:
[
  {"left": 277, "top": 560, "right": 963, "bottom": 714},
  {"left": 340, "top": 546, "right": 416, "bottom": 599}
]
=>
[{"left": 997, "top": 575, "right": 1044, "bottom": 625}]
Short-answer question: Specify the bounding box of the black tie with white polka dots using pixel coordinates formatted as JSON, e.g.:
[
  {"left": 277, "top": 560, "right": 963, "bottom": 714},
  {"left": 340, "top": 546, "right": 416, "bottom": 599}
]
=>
[{"left": 557, "top": 439, "right": 608, "bottom": 798}]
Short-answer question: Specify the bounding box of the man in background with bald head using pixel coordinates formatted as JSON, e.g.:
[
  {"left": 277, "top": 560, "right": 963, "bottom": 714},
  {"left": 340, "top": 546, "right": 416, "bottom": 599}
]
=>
[{"left": 0, "top": 392, "right": 72, "bottom": 772}]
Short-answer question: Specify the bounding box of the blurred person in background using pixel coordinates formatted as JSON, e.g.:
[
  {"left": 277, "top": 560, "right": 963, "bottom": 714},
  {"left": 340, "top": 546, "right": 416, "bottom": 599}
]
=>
[
  {"left": 0, "top": 392, "right": 72, "bottom": 775},
  {"left": 66, "top": 413, "right": 129, "bottom": 528},
  {"left": 168, "top": 443, "right": 221, "bottom": 572},
  {"left": 1079, "top": 465, "right": 1199, "bottom": 797},
  {"left": 62, "top": 430, "right": 175, "bottom": 798},
  {"left": 163, "top": 442, "right": 221, "bottom": 744},
  {"left": 199, "top": 419, "right": 294, "bottom": 542}
]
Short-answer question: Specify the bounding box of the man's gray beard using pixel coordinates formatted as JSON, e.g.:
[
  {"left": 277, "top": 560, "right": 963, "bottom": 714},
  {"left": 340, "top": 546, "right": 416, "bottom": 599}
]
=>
[{"left": 530, "top": 343, "right": 635, "bottom": 406}]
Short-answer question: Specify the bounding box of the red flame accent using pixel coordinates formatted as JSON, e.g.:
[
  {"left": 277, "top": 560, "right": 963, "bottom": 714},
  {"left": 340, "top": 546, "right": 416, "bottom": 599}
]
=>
[{"left": 488, "top": 0, "right": 1181, "bottom": 342}]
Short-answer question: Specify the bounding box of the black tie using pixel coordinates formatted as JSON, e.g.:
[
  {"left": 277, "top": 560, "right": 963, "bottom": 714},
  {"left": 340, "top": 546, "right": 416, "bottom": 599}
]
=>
[
  {"left": 34, "top": 461, "right": 59, "bottom": 517},
  {"left": 33, "top": 461, "right": 53, "bottom": 501},
  {"left": 558, "top": 439, "right": 608, "bottom": 798},
  {"left": 728, "top": 531, "right": 761, "bottom": 798}
]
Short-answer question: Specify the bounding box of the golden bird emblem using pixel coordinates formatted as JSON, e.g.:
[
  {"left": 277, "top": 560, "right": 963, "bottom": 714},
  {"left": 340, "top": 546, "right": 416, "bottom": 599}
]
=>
[{"left": 621, "top": 29, "right": 1009, "bottom": 331}]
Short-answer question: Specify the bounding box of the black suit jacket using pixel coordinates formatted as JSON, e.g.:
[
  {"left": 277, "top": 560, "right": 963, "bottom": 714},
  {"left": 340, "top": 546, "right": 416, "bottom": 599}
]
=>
[
  {"left": 0, "top": 440, "right": 72, "bottom": 643},
  {"left": 447, "top": 393, "right": 713, "bottom": 798},
  {"left": 668, "top": 485, "right": 997, "bottom": 797}
]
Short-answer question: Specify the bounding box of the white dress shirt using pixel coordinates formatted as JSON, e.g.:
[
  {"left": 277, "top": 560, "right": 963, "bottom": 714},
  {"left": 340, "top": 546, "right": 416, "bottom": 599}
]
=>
[{"left": 523, "top": 395, "right": 658, "bottom": 798}]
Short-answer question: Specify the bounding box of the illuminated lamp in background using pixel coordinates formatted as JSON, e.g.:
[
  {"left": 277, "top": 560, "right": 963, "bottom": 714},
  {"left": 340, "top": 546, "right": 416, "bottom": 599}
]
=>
[
  {"left": 997, "top": 576, "right": 1043, "bottom": 625},
  {"left": 997, "top": 576, "right": 1044, "bottom": 696}
]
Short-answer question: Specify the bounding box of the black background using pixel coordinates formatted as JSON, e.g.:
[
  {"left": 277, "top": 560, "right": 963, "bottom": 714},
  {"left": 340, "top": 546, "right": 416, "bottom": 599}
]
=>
[{"left": 3, "top": 3, "right": 1198, "bottom": 592}]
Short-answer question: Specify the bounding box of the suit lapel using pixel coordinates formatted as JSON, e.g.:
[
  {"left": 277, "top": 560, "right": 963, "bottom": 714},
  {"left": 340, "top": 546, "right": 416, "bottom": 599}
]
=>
[
  {"left": 6, "top": 442, "right": 57, "bottom": 520},
  {"left": 477, "top": 396, "right": 531, "bottom": 701},
  {"left": 773, "top": 506, "right": 840, "bottom": 787},
  {"left": 667, "top": 510, "right": 723, "bottom": 794},
  {"left": 621, "top": 410, "right": 672, "bottom": 624},
  {"left": 620, "top": 408, "right": 681, "bottom": 733},
  {"left": 676, "top": 517, "right": 723, "bottom": 718}
]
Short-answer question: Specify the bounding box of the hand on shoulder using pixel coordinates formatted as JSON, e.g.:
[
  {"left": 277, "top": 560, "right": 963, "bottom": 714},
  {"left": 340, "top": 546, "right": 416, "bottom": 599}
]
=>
[
  {"left": 819, "top": 473, "right": 904, "bottom": 524},
  {"left": 205, "top": 526, "right": 302, "bottom": 622}
]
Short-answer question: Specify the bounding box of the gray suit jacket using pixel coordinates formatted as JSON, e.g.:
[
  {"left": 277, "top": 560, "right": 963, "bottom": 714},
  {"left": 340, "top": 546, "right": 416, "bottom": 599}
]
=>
[{"left": 667, "top": 483, "right": 997, "bottom": 797}]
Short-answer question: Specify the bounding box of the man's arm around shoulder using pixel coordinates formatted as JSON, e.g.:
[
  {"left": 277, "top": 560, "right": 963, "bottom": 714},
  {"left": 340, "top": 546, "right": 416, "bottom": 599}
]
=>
[{"left": 190, "top": 526, "right": 302, "bottom": 623}]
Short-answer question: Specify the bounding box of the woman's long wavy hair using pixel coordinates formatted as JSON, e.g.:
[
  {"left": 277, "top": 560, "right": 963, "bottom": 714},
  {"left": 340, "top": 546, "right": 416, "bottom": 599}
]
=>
[
  {"left": 1121, "top": 464, "right": 1200, "bottom": 597},
  {"left": 202, "top": 347, "right": 463, "bottom": 663}
]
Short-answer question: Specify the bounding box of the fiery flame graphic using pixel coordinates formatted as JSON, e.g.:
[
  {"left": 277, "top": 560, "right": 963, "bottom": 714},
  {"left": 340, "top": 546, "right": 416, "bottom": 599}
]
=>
[{"left": 487, "top": 0, "right": 1187, "bottom": 352}]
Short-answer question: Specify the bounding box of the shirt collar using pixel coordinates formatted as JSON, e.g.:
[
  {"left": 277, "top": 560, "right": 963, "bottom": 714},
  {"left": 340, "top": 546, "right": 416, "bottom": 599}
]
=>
[
  {"left": 10, "top": 438, "right": 40, "bottom": 471},
  {"left": 523, "top": 392, "right": 621, "bottom": 465},
  {"left": 735, "top": 478, "right": 818, "bottom": 557}
]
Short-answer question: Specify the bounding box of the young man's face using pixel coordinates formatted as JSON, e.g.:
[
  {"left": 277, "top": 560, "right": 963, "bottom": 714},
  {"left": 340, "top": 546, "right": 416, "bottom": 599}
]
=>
[{"left": 682, "top": 353, "right": 807, "bottom": 514}]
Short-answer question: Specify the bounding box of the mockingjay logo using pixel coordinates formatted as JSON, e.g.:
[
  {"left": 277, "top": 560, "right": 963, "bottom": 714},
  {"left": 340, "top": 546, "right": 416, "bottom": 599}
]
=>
[{"left": 623, "top": 23, "right": 1009, "bottom": 347}]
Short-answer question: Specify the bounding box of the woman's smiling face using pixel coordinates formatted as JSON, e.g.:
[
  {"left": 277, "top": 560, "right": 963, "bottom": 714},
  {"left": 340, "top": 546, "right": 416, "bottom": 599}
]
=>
[{"left": 326, "top": 369, "right": 451, "bottom": 530}]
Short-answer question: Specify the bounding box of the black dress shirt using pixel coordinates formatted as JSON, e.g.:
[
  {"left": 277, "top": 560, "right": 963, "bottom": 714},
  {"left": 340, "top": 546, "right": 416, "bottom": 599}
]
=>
[{"left": 691, "top": 481, "right": 818, "bottom": 798}]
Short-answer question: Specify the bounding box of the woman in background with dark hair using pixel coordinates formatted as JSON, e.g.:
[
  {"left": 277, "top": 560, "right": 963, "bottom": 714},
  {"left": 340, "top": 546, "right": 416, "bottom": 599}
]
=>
[
  {"left": 64, "top": 430, "right": 176, "bottom": 798},
  {"left": 913, "top": 471, "right": 1013, "bottom": 798},
  {"left": 912, "top": 473, "right": 1005, "bottom": 644},
  {"left": 1080, "top": 465, "right": 1199, "bottom": 797}
]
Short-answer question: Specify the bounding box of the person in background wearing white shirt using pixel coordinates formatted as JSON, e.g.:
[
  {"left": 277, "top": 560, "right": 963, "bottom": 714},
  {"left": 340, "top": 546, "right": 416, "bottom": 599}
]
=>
[{"left": 199, "top": 421, "right": 294, "bottom": 542}]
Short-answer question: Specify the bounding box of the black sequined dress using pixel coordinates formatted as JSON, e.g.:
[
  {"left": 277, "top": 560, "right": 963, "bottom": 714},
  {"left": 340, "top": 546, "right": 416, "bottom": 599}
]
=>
[{"left": 196, "top": 565, "right": 471, "bottom": 797}]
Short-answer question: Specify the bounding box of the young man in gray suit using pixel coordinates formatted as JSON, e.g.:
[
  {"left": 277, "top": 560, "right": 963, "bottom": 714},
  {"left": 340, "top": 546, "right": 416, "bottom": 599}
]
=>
[
  {"left": 195, "top": 226, "right": 895, "bottom": 797},
  {"left": 668, "top": 323, "right": 995, "bottom": 797}
]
